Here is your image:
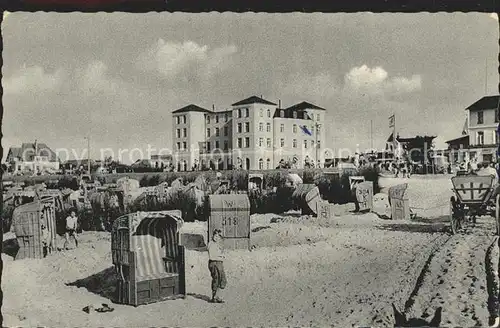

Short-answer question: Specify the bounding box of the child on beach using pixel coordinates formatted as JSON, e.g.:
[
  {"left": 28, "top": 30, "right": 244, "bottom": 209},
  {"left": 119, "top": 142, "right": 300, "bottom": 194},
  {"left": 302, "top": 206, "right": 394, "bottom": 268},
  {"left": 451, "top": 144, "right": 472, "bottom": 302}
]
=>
[
  {"left": 207, "top": 229, "right": 226, "bottom": 303},
  {"left": 64, "top": 210, "right": 79, "bottom": 250}
]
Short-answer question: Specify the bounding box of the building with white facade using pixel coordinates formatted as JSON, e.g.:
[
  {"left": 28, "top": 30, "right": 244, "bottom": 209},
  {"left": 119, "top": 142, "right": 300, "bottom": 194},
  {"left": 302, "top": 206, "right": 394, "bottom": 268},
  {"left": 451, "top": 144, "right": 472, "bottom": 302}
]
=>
[
  {"left": 171, "top": 96, "right": 326, "bottom": 171},
  {"left": 6, "top": 140, "right": 60, "bottom": 174},
  {"left": 466, "top": 95, "right": 499, "bottom": 163},
  {"left": 445, "top": 95, "right": 499, "bottom": 164}
]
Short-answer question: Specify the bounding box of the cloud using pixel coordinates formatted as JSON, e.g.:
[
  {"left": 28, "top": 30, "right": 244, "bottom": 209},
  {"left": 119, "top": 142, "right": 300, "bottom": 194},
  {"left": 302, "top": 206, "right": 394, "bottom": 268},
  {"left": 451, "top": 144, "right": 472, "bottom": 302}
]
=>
[
  {"left": 80, "top": 60, "right": 119, "bottom": 94},
  {"left": 344, "top": 65, "right": 422, "bottom": 95},
  {"left": 3, "top": 65, "right": 64, "bottom": 95},
  {"left": 137, "top": 39, "right": 237, "bottom": 82}
]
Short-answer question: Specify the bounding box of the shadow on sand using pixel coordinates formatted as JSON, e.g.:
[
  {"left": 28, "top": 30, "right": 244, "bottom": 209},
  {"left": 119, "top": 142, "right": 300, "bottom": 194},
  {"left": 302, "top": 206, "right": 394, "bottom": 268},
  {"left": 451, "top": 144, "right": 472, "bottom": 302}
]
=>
[
  {"left": 180, "top": 233, "right": 207, "bottom": 252},
  {"left": 66, "top": 267, "right": 118, "bottom": 303},
  {"left": 187, "top": 293, "right": 212, "bottom": 302},
  {"left": 2, "top": 237, "right": 19, "bottom": 258},
  {"left": 377, "top": 222, "right": 448, "bottom": 234},
  {"left": 252, "top": 225, "right": 272, "bottom": 233}
]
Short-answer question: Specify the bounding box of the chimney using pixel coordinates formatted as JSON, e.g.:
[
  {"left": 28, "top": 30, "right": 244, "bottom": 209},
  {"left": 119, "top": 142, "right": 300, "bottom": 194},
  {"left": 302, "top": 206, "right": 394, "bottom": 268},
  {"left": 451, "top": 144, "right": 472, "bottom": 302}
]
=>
[
  {"left": 212, "top": 104, "right": 215, "bottom": 111},
  {"left": 260, "top": 94, "right": 263, "bottom": 99},
  {"left": 34, "top": 139, "right": 38, "bottom": 154},
  {"left": 278, "top": 100, "right": 281, "bottom": 109}
]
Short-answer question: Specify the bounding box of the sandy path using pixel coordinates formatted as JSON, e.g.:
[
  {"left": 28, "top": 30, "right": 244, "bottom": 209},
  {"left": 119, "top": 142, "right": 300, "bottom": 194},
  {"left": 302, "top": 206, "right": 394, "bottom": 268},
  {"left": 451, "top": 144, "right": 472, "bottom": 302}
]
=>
[
  {"left": 3, "top": 216, "right": 445, "bottom": 327},
  {"left": 5, "top": 175, "right": 497, "bottom": 327},
  {"left": 388, "top": 217, "right": 497, "bottom": 327}
]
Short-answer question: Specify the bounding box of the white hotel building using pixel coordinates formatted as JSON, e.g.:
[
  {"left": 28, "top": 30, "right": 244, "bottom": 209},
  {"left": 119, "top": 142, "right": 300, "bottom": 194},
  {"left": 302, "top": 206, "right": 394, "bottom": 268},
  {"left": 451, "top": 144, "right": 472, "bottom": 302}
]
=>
[{"left": 171, "top": 96, "right": 326, "bottom": 171}]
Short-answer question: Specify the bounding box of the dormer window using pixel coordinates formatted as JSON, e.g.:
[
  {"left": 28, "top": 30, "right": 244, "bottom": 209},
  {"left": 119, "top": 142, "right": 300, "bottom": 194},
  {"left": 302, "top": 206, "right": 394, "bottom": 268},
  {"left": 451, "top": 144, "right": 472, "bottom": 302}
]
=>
[
  {"left": 280, "top": 110, "right": 284, "bottom": 118},
  {"left": 293, "top": 111, "right": 297, "bottom": 119},
  {"left": 477, "top": 111, "right": 484, "bottom": 125}
]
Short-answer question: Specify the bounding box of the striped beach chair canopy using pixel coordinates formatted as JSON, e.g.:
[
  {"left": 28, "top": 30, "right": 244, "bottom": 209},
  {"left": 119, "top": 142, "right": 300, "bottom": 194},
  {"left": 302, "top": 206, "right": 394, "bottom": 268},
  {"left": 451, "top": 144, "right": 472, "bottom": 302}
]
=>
[{"left": 113, "top": 210, "right": 184, "bottom": 280}]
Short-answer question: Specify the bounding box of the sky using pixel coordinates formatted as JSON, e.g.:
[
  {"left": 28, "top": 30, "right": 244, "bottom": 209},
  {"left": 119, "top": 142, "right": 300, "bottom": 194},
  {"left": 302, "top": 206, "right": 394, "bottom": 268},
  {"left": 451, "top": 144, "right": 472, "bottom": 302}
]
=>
[{"left": 2, "top": 12, "right": 499, "bottom": 164}]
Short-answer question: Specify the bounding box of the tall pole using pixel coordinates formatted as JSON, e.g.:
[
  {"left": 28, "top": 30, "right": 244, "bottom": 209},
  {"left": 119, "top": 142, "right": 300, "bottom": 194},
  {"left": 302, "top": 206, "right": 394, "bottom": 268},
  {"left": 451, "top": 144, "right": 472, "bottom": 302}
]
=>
[
  {"left": 393, "top": 113, "right": 397, "bottom": 160},
  {"left": 87, "top": 136, "right": 91, "bottom": 174},
  {"left": 485, "top": 57, "right": 488, "bottom": 94},
  {"left": 315, "top": 122, "right": 319, "bottom": 168},
  {"left": 370, "top": 120, "right": 373, "bottom": 150}
]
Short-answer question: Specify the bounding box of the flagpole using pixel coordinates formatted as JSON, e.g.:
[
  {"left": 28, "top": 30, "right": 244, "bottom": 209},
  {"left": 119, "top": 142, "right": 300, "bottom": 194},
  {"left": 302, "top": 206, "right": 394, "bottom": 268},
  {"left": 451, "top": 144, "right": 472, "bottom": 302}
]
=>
[
  {"left": 370, "top": 120, "right": 373, "bottom": 150},
  {"left": 393, "top": 113, "right": 397, "bottom": 160}
]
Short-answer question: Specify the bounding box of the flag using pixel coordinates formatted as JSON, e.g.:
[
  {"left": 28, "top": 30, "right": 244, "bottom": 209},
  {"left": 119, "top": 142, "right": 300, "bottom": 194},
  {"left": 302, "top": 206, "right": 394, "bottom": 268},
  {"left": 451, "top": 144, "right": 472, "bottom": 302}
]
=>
[
  {"left": 389, "top": 115, "right": 395, "bottom": 128},
  {"left": 462, "top": 117, "right": 468, "bottom": 136},
  {"left": 300, "top": 125, "right": 312, "bottom": 136}
]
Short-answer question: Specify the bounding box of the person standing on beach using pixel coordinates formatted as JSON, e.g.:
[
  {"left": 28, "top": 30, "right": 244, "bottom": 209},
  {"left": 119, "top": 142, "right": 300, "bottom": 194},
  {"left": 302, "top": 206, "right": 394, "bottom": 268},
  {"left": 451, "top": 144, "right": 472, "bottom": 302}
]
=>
[
  {"left": 64, "top": 210, "right": 79, "bottom": 250},
  {"left": 207, "top": 229, "right": 226, "bottom": 303}
]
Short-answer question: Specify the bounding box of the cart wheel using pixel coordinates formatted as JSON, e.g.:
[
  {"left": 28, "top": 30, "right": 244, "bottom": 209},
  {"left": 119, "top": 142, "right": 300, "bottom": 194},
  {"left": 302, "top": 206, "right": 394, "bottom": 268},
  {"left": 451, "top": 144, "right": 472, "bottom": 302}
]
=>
[
  {"left": 496, "top": 194, "right": 500, "bottom": 236},
  {"left": 450, "top": 197, "right": 458, "bottom": 235}
]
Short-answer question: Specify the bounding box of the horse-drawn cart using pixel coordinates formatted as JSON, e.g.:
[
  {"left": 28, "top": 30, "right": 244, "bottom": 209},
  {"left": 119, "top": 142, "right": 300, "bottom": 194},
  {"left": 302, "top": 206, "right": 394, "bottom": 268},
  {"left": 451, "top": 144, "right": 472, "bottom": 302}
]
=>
[{"left": 450, "top": 174, "right": 500, "bottom": 235}]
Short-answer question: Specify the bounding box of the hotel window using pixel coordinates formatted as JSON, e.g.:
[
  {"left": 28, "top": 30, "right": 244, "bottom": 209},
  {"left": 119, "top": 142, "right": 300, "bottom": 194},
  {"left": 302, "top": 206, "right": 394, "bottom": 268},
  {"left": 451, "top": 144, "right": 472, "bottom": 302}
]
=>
[
  {"left": 267, "top": 109, "right": 271, "bottom": 118},
  {"left": 317, "top": 140, "right": 321, "bottom": 148},
  {"left": 207, "top": 116, "right": 211, "bottom": 124},
  {"left": 477, "top": 131, "right": 484, "bottom": 145},
  {"left": 477, "top": 111, "right": 484, "bottom": 124},
  {"left": 259, "top": 158, "right": 264, "bottom": 170},
  {"left": 293, "top": 139, "right": 297, "bottom": 148},
  {"left": 266, "top": 123, "right": 271, "bottom": 132},
  {"left": 245, "top": 122, "right": 250, "bottom": 133},
  {"left": 310, "top": 126, "right": 314, "bottom": 136},
  {"left": 225, "top": 113, "right": 228, "bottom": 122},
  {"left": 183, "top": 115, "right": 186, "bottom": 124},
  {"left": 237, "top": 138, "right": 242, "bottom": 148},
  {"left": 311, "top": 140, "right": 315, "bottom": 148},
  {"left": 260, "top": 109, "right": 263, "bottom": 117},
  {"left": 317, "top": 125, "right": 321, "bottom": 134},
  {"left": 245, "top": 137, "right": 250, "bottom": 148},
  {"left": 237, "top": 123, "right": 242, "bottom": 133},
  {"left": 245, "top": 108, "right": 249, "bottom": 117},
  {"left": 280, "top": 124, "right": 284, "bottom": 133},
  {"left": 316, "top": 114, "right": 320, "bottom": 121},
  {"left": 266, "top": 158, "right": 271, "bottom": 169},
  {"left": 259, "top": 138, "right": 263, "bottom": 147},
  {"left": 183, "top": 128, "right": 187, "bottom": 137},
  {"left": 238, "top": 109, "right": 242, "bottom": 118},
  {"left": 259, "top": 123, "right": 263, "bottom": 132},
  {"left": 267, "top": 138, "right": 271, "bottom": 148},
  {"left": 176, "top": 116, "right": 180, "bottom": 124},
  {"left": 496, "top": 108, "right": 499, "bottom": 123},
  {"left": 293, "top": 124, "right": 297, "bottom": 133},
  {"left": 304, "top": 140, "right": 308, "bottom": 148},
  {"left": 224, "top": 126, "right": 228, "bottom": 136},
  {"left": 224, "top": 140, "right": 229, "bottom": 150},
  {"left": 216, "top": 128, "right": 220, "bottom": 137},
  {"left": 183, "top": 142, "right": 187, "bottom": 150},
  {"left": 176, "top": 142, "right": 181, "bottom": 151},
  {"left": 280, "top": 138, "right": 285, "bottom": 147},
  {"left": 176, "top": 129, "right": 181, "bottom": 138},
  {"left": 207, "top": 128, "right": 211, "bottom": 138},
  {"left": 215, "top": 141, "right": 220, "bottom": 149},
  {"left": 206, "top": 142, "right": 211, "bottom": 151},
  {"left": 216, "top": 115, "right": 219, "bottom": 123}
]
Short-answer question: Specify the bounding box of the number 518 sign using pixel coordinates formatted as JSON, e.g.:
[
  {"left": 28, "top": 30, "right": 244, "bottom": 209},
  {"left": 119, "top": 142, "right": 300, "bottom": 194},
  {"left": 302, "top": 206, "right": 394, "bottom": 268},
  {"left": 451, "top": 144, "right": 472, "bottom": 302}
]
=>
[{"left": 222, "top": 217, "right": 237, "bottom": 226}]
